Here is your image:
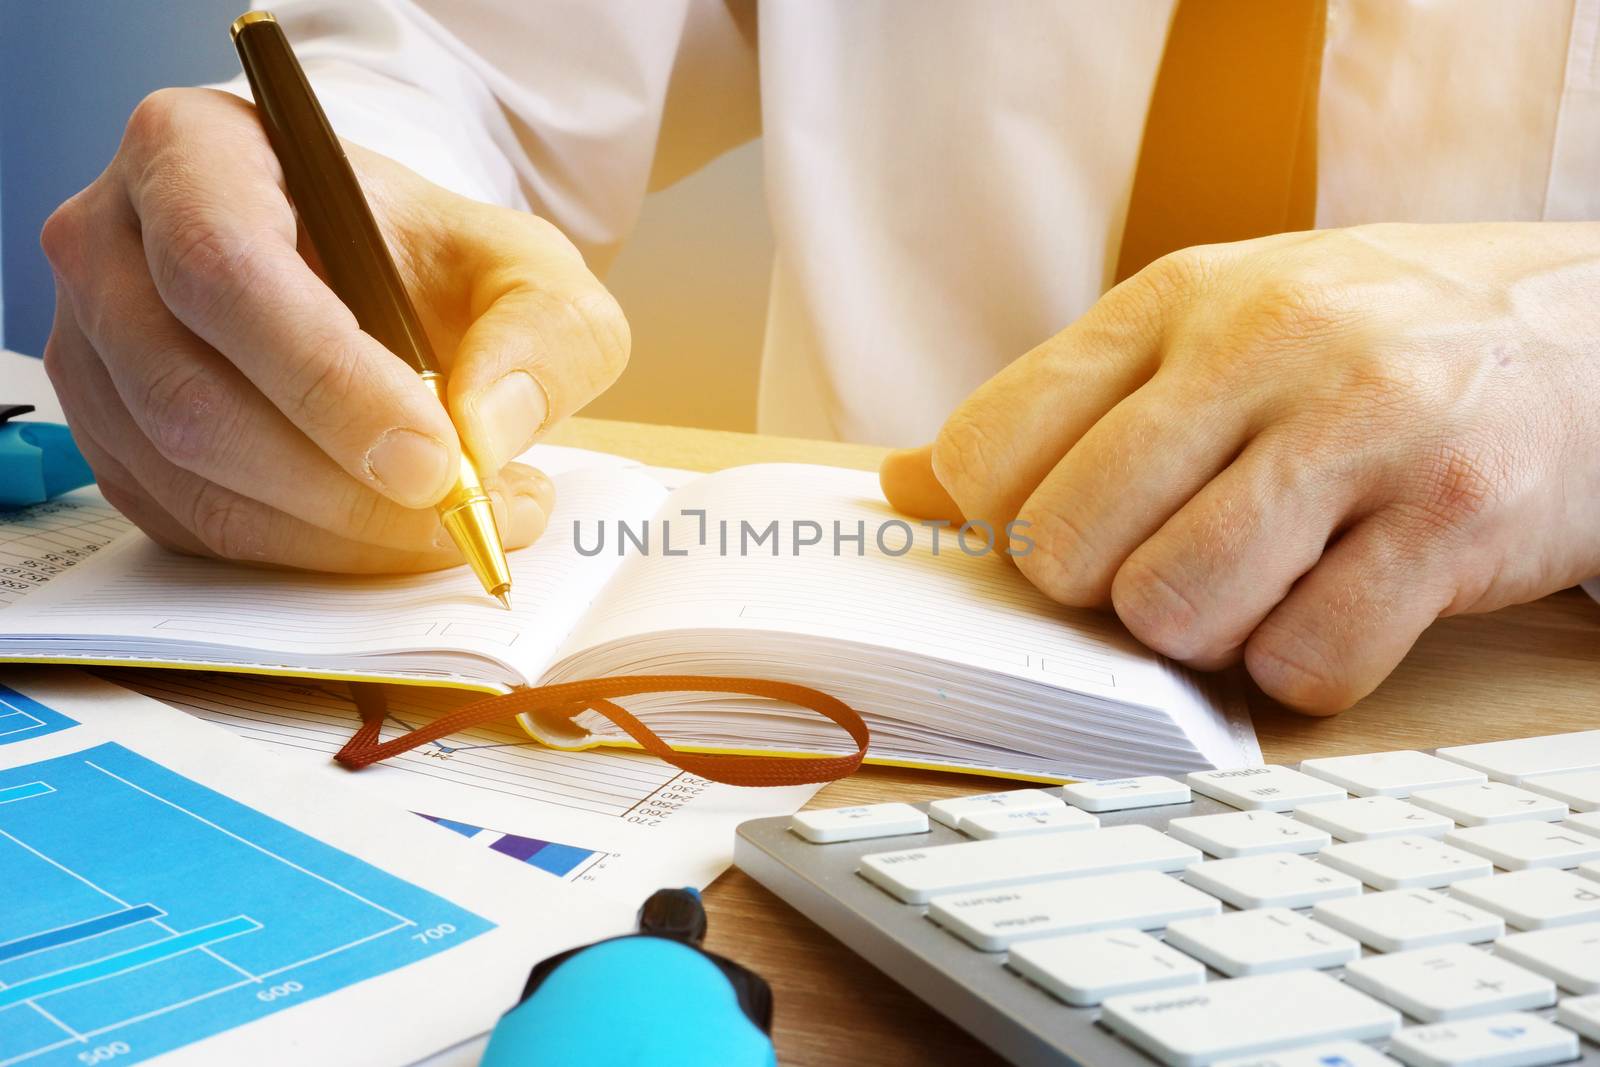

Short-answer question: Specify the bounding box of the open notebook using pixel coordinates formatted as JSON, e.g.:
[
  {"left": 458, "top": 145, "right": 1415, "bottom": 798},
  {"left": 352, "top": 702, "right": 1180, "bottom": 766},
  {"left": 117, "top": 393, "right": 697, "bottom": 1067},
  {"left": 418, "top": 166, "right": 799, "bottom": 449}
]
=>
[{"left": 0, "top": 449, "right": 1258, "bottom": 781}]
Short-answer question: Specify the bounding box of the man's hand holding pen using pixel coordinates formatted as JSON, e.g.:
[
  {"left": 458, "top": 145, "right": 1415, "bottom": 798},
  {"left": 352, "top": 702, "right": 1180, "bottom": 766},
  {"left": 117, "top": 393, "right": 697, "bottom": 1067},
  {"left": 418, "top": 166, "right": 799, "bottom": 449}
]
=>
[{"left": 41, "top": 86, "right": 628, "bottom": 574}]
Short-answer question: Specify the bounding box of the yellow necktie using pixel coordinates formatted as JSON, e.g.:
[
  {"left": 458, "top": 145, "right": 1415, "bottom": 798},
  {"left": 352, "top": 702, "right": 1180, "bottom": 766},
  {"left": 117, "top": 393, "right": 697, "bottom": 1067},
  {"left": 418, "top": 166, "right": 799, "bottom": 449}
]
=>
[{"left": 1116, "top": 0, "right": 1327, "bottom": 283}]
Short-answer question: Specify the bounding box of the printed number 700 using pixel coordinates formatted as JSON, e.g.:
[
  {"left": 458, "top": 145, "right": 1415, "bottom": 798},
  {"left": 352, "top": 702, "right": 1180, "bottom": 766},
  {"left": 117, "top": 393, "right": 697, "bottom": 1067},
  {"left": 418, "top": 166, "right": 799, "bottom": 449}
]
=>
[{"left": 412, "top": 923, "right": 457, "bottom": 945}]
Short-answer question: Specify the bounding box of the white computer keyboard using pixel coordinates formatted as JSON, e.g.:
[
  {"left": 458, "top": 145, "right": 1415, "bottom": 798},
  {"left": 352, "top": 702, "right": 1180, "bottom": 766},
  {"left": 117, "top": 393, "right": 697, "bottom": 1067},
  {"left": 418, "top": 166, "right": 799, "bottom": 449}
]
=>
[{"left": 733, "top": 730, "right": 1600, "bottom": 1067}]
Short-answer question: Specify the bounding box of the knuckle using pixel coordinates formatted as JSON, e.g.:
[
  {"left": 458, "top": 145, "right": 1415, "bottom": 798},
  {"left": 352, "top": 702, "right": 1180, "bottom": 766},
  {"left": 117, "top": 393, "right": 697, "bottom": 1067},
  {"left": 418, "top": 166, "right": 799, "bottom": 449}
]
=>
[
  {"left": 569, "top": 289, "right": 631, "bottom": 385},
  {"left": 149, "top": 210, "right": 256, "bottom": 330},
  {"left": 1239, "top": 273, "right": 1350, "bottom": 346},
  {"left": 138, "top": 360, "right": 234, "bottom": 468},
  {"left": 1013, "top": 507, "right": 1103, "bottom": 604},
  {"left": 338, "top": 491, "right": 387, "bottom": 544},
  {"left": 98, "top": 482, "right": 179, "bottom": 551},
  {"left": 284, "top": 331, "right": 364, "bottom": 429},
  {"left": 41, "top": 334, "right": 72, "bottom": 390},
  {"left": 1403, "top": 440, "right": 1503, "bottom": 534},
  {"left": 930, "top": 411, "right": 1005, "bottom": 504},
  {"left": 1111, "top": 246, "right": 1222, "bottom": 342},
  {"left": 1111, "top": 555, "right": 1205, "bottom": 657},
  {"left": 340, "top": 491, "right": 427, "bottom": 552},
  {"left": 189, "top": 484, "right": 264, "bottom": 561},
  {"left": 40, "top": 196, "right": 90, "bottom": 280},
  {"left": 1245, "top": 618, "right": 1352, "bottom": 714},
  {"left": 1314, "top": 346, "right": 1429, "bottom": 427},
  {"left": 1142, "top": 245, "right": 1222, "bottom": 299},
  {"left": 124, "top": 89, "right": 188, "bottom": 153},
  {"left": 520, "top": 285, "right": 632, "bottom": 408}
]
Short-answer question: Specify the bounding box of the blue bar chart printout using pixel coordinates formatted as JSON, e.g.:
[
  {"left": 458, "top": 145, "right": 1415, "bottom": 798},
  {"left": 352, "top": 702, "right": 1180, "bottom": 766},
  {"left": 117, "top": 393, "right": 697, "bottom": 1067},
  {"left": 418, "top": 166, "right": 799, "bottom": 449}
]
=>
[
  {"left": 0, "top": 685, "right": 77, "bottom": 747},
  {"left": 0, "top": 742, "right": 494, "bottom": 1066}
]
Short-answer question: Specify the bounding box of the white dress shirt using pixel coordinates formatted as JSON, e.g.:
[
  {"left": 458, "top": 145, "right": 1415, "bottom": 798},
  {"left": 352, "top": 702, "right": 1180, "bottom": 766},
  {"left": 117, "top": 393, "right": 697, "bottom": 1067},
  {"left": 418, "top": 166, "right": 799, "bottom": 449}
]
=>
[{"left": 245, "top": 0, "right": 1600, "bottom": 446}]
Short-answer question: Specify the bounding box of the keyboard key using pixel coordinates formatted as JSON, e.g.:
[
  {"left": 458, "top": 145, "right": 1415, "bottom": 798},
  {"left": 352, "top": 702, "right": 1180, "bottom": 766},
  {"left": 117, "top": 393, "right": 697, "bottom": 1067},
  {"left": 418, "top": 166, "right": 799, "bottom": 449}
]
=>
[
  {"left": 1215, "top": 1042, "right": 1401, "bottom": 1067},
  {"left": 1343, "top": 943, "right": 1555, "bottom": 1022},
  {"left": 1007, "top": 928, "right": 1203, "bottom": 1007},
  {"left": 1318, "top": 836, "right": 1494, "bottom": 891},
  {"left": 1567, "top": 810, "right": 1600, "bottom": 837},
  {"left": 1167, "top": 810, "right": 1331, "bottom": 858},
  {"left": 1183, "top": 853, "right": 1362, "bottom": 909},
  {"left": 1060, "top": 775, "right": 1190, "bottom": 812},
  {"left": 1443, "top": 822, "right": 1600, "bottom": 871},
  {"left": 1311, "top": 889, "right": 1503, "bottom": 952},
  {"left": 1162, "top": 908, "right": 1358, "bottom": 976},
  {"left": 1493, "top": 920, "right": 1600, "bottom": 994},
  {"left": 789, "top": 803, "right": 929, "bottom": 843},
  {"left": 1436, "top": 731, "right": 1600, "bottom": 785},
  {"left": 857, "top": 824, "right": 1198, "bottom": 904},
  {"left": 1100, "top": 970, "right": 1399, "bottom": 1067},
  {"left": 1300, "top": 750, "right": 1486, "bottom": 798},
  {"left": 926, "top": 788, "right": 1064, "bottom": 829},
  {"left": 957, "top": 804, "right": 1097, "bottom": 839},
  {"left": 926, "top": 869, "right": 1218, "bottom": 951},
  {"left": 1449, "top": 869, "right": 1600, "bottom": 930},
  {"left": 1409, "top": 783, "right": 1567, "bottom": 827},
  {"left": 1293, "top": 796, "right": 1454, "bottom": 842},
  {"left": 1521, "top": 769, "right": 1600, "bottom": 812},
  {"left": 1187, "top": 766, "right": 1346, "bottom": 811},
  {"left": 1556, "top": 993, "right": 1600, "bottom": 1043},
  {"left": 1387, "top": 1012, "right": 1578, "bottom": 1067}
]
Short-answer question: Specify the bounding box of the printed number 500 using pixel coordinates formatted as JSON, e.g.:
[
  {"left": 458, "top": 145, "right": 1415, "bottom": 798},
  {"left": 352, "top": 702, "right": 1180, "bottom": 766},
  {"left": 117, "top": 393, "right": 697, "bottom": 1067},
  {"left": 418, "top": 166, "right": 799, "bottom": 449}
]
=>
[{"left": 78, "top": 1043, "right": 130, "bottom": 1065}]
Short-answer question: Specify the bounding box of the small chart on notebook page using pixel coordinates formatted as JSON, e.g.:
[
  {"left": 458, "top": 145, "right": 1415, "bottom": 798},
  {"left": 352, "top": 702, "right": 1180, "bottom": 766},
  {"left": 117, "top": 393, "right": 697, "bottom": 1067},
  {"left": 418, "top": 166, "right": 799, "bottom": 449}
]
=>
[
  {"left": 0, "top": 743, "right": 491, "bottom": 1067},
  {"left": 417, "top": 814, "right": 613, "bottom": 882},
  {"left": 0, "top": 495, "right": 129, "bottom": 609},
  {"left": 110, "top": 672, "right": 683, "bottom": 816}
]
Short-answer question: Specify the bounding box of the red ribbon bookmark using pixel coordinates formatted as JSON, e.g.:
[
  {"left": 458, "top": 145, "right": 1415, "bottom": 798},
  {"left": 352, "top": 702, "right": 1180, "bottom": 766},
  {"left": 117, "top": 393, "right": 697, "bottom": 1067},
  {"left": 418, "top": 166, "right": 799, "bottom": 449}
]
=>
[{"left": 335, "top": 675, "right": 869, "bottom": 787}]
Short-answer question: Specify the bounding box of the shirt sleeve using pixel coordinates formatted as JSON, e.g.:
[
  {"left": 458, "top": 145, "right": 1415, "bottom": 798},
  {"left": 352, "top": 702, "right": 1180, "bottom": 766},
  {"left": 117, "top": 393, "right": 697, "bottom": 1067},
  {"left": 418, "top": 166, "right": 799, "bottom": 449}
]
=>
[{"left": 214, "top": 0, "right": 758, "bottom": 270}]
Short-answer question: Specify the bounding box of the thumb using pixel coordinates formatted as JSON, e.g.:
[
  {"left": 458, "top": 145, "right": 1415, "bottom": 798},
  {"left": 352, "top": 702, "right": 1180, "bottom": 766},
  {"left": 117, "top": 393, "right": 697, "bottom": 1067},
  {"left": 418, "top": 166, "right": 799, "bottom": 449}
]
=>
[{"left": 880, "top": 444, "right": 964, "bottom": 522}]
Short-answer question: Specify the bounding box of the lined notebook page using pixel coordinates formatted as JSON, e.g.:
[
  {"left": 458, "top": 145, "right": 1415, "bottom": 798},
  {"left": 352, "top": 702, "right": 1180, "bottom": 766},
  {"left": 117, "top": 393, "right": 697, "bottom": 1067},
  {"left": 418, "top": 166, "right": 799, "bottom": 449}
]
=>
[
  {"left": 0, "top": 469, "right": 667, "bottom": 686},
  {"left": 557, "top": 464, "right": 1203, "bottom": 714}
]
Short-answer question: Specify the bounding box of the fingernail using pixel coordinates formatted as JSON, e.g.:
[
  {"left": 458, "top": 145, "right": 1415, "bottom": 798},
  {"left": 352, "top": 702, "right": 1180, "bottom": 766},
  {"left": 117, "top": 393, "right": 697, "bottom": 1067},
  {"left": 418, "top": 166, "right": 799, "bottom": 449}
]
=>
[
  {"left": 366, "top": 428, "right": 452, "bottom": 508},
  {"left": 477, "top": 371, "right": 546, "bottom": 468}
]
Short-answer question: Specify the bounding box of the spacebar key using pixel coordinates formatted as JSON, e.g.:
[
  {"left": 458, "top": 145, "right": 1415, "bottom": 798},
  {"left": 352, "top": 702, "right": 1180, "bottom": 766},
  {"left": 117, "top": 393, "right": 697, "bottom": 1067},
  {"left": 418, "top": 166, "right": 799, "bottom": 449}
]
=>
[
  {"left": 858, "top": 824, "right": 1198, "bottom": 904},
  {"left": 1101, "top": 970, "right": 1399, "bottom": 1067}
]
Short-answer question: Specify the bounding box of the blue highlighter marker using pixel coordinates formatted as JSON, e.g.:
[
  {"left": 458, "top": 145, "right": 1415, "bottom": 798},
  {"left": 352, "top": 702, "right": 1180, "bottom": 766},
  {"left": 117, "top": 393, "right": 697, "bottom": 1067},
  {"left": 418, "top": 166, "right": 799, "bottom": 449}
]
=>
[
  {"left": 482, "top": 887, "right": 777, "bottom": 1066},
  {"left": 0, "top": 406, "right": 94, "bottom": 509}
]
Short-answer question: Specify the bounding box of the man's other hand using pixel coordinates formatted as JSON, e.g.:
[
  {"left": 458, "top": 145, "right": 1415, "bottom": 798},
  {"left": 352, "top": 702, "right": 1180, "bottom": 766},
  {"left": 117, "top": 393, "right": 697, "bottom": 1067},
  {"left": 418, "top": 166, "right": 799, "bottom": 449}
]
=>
[
  {"left": 42, "top": 88, "right": 628, "bottom": 571},
  {"left": 882, "top": 223, "right": 1600, "bottom": 713}
]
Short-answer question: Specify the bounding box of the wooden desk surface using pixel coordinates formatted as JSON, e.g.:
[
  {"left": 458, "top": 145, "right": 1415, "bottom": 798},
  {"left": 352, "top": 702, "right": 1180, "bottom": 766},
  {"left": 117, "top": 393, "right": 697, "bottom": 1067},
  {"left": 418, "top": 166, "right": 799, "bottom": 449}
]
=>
[{"left": 553, "top": 416, "right": 1600, "bottom": 1067}]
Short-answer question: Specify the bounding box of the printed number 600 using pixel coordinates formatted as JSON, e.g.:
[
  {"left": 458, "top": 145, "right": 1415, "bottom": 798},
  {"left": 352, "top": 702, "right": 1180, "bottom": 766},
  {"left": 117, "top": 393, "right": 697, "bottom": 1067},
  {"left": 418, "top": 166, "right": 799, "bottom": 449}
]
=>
[{"left": 256, "top": 980, "right": 303, "bottom": 1003}]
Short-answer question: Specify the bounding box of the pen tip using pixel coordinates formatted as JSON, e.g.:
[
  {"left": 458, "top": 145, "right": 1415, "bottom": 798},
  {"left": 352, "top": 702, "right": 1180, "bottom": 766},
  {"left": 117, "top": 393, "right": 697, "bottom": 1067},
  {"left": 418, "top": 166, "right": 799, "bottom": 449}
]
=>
[{"left": 495, "top": 591, "right": 512, "bottom": 611}]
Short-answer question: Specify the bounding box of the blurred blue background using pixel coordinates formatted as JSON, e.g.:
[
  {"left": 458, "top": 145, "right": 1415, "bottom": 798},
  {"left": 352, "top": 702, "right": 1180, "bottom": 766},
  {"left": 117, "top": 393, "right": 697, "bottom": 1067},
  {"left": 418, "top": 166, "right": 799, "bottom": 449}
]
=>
[
  {"left": 0, "top": 0, "right": 770, "bottom": 428},
  {"left": 0, "top": 0, "right": 237, "bottom": 354}
]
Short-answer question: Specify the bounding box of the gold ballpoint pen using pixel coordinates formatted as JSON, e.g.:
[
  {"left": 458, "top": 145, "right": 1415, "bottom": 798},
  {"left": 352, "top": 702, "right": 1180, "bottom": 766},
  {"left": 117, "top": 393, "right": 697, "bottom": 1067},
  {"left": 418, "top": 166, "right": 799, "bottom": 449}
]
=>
[{"left": 230, "top": 10, "right": 512, "bottom": 607}]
